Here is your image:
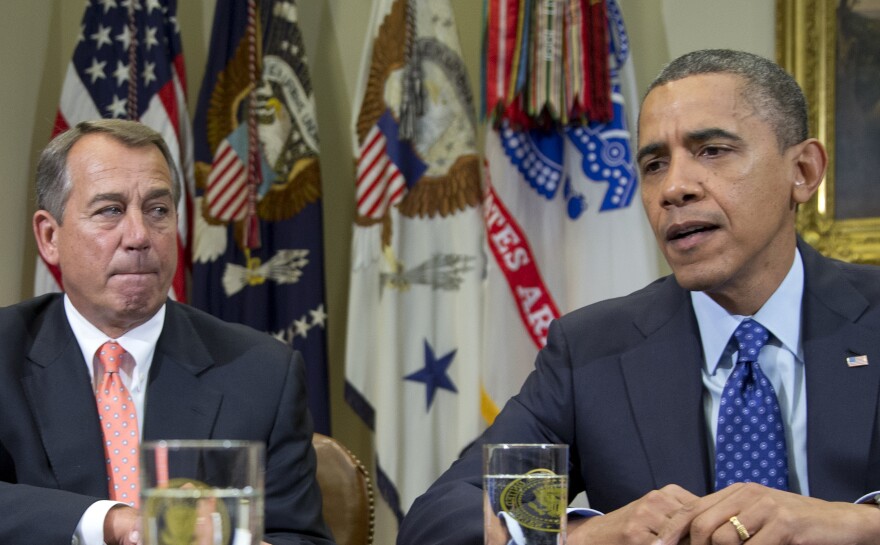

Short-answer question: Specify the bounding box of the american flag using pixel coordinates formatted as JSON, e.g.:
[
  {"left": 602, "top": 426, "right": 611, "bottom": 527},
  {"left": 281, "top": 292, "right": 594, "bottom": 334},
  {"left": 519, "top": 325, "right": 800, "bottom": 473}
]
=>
[
  {"left": 356, "top": 109, "right": 426, "bottom": 219},
  {"left": 36, "top": 0, "right": 193, "bottom": 301},
  {"left": 204, "top": 136, "right": 249, "bottom": 222}
]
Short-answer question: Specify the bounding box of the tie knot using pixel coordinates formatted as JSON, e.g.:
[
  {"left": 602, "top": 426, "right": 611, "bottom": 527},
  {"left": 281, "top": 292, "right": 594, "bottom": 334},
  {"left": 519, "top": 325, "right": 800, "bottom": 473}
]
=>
[
  {"left": 97, "top": 342, "right": 125, "bottom": 373},
  {"left": 732, "top": 319, "right": 770, "bottom": 363}
]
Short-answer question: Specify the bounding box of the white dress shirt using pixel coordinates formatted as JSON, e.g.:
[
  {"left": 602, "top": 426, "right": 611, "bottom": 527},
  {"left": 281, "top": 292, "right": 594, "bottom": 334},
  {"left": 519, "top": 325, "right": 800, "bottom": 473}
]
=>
[{"left": 64, "top": 295, "right": 165, "bottom": 545}]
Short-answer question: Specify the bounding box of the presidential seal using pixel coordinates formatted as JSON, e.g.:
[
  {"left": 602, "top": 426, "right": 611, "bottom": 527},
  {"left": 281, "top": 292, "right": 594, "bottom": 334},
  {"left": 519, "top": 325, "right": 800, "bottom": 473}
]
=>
[
  {"left": 142, "top": 478, "right": 232, "bottom": 545},
  {"left": 499, "top": 468, "right": 566, "bottom": 532}
]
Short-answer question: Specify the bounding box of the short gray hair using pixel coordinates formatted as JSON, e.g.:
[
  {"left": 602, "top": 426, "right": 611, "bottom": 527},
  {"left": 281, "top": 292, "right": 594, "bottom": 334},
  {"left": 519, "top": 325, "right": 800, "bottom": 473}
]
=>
[
  {"left": 645, "top": 49, "right": 808, "bottom": 150},
  {"left": 36, "top": 119, "right": 180, "bottom": 222}
]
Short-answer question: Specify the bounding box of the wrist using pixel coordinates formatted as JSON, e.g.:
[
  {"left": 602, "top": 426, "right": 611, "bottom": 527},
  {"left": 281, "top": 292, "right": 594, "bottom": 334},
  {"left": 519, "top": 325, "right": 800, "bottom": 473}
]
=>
[{"left": 853, "top": 500, "right": 880, "bottom": 545}]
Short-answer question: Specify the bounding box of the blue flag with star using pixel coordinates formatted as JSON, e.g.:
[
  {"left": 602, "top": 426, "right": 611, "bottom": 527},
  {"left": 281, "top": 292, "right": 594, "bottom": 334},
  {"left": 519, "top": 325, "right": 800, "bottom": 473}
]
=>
[{"left": 191, "top": 0, "right": 329, "bottom": 434}]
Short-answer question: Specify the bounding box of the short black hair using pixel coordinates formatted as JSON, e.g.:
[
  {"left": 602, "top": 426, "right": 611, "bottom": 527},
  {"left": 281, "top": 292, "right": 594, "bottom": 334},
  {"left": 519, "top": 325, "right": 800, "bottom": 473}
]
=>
[{"left": 645, "top": 49, "right": 808, "bottom": 150}]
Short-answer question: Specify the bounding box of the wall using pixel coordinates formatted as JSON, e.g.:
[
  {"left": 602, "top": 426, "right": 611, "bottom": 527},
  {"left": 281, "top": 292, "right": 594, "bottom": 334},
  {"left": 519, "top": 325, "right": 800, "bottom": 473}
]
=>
[{"left": 0, "top": 0, "right": 774, "bottom": 540}]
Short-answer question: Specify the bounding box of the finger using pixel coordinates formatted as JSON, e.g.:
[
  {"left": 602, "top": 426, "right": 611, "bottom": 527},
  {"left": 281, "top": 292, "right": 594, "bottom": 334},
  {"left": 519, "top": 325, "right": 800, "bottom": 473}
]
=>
[
  {"left": 727, "top": 515, "right": 753, "bottom": 543},
  {"left": 653, "top": 498, "right": 699, "bottom": 545},
  {"left": 658, "top": 484, "right": 701, "bottom": 506},
  {"left": 632, "top": 487, "right": 699, "bottom": 539},
  {"left": 687, "top": 484, "right": 788, "bottom": 545},
  {"left": 653, "top": 484, "right": 746, "bottom": 545}
]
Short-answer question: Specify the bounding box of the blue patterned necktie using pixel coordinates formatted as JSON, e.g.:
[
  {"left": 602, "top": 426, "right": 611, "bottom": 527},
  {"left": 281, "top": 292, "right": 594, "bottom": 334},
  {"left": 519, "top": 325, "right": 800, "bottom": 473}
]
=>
[{"left": 714, "top": 319, "right": 789, "bottom": 491}]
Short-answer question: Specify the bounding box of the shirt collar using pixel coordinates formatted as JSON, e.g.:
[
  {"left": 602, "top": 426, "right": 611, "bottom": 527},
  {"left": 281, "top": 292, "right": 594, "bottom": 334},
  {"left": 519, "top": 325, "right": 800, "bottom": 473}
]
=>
[
  {"left": 691, "top": 249, "right": 804, "bottom": 375},
  {"left": 64, "top": 295, "right": 165, "bottom": 385}
]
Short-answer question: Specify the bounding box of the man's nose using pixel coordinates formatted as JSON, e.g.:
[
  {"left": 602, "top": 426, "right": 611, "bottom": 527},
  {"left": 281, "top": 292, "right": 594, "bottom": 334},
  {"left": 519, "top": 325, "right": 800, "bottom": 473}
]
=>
[
  {"left": 121, "top": 211, "right": 150, "bottom": 250},
  {"left": 660, "top": 155, "right": 705, "bottom": 207}
]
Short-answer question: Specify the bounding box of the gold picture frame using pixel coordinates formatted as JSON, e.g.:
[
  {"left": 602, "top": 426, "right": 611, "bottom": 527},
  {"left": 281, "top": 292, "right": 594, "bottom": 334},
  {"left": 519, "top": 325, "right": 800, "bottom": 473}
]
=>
[{"left": 776, "top": 0, "right": 880, "bottom": 263}]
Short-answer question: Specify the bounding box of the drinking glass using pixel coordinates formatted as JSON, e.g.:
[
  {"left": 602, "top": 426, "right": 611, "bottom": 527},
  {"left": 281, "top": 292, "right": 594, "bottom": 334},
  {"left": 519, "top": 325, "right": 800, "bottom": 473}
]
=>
[
  {"left": 140, "top": 440, "right": 265, "bottom": 545},
  {"left": 483, "top": 443, "right": 568, "bottom": 545}
]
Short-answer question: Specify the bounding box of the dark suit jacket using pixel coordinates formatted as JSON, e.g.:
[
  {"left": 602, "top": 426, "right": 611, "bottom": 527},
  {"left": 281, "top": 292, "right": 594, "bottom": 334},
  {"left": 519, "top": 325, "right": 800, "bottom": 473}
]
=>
[
  {"left": 398, "top": 240, "right": 880, "bottom": 545},
  {"left": 0, "top": 294, "right": 333, "bottom": 545}
]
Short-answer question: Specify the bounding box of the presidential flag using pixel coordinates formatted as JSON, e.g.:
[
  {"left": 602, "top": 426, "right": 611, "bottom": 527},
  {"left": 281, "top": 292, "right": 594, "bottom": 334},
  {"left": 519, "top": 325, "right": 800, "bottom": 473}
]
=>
[
  {"left": 191, "top": 0, "right": 330, "bottom": 434},
  {"left": 481, "top": 0, "right": 660, "bottom": 420},
  {"left": 345, "top": 0, "right": 484, "bottom": 524},
  {"left": 36, "top": 0, "right": 193, "bottom": 301}
]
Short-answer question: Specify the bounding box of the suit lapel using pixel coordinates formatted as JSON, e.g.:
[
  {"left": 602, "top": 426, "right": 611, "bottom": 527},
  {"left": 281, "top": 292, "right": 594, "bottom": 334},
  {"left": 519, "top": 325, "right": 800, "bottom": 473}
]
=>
[
  {"left": 620, "top": 280, "right": 711, "bottom": 495},
  {"left": 20, "top": 298, "right": 107, "bottom": 497},
  {"left": 800, "top": 243, "right": 880, "bottom": 500},
  {"left": 144, "top": 303, "right": 223, "bottom": 442}
]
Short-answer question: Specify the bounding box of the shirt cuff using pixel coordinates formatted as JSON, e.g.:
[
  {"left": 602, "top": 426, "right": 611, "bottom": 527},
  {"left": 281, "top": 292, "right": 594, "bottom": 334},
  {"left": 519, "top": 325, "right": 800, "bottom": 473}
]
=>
[
  {"left": 856, "top": 491, "right": 880, "bottom": 506},
  {"left": 73, "top": 500, "right": 124, "bottom": 545},
  {"left": 567, "top": 506, "right": 604, "bottom": 518}
]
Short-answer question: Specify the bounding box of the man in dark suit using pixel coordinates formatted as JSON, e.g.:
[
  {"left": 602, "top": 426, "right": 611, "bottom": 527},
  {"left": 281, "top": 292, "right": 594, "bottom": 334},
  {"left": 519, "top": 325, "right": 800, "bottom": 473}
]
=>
[
  {"left": 0, "top": 119, "right": 333, "bottom": 545},
  {"left": 399, "top": 49, "right": 880, "bottom": 545}
]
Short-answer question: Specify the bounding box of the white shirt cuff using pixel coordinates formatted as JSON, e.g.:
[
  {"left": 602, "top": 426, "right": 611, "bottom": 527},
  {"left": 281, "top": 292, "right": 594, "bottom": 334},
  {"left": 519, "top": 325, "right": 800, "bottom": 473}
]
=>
[
  {"left": 73, "top": 500, "right": 124, "bottom": 545},
  {"left": 567, "top": 506, "right": 604, "bottom": 517}
]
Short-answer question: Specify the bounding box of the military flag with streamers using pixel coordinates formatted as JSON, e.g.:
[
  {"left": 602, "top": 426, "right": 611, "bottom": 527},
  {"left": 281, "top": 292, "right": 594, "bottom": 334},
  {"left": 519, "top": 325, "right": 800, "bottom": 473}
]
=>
[
  {"left": 345, "top": 0, "right": 484, "bottom": 523},
  {"left": 481, "top": 0, "right": 660, "bottom": 421},
  {"left": 37, "top": 0, "right": 193, "bottom": 301},
  {"left": 191, "top": 0, "right": 330, "bottom": 434},
  {"left": 484, "top": 0, "right": 611, "bottom": 127}
]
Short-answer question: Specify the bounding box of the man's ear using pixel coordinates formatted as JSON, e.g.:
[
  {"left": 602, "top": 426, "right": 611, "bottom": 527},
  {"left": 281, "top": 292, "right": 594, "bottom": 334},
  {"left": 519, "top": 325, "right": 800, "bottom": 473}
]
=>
[
  {"left": 33, "top": 210, "right": 61, "bottom": 266},
  {"left": 790, "top": 138, "right": 827, "bottom": 204}
]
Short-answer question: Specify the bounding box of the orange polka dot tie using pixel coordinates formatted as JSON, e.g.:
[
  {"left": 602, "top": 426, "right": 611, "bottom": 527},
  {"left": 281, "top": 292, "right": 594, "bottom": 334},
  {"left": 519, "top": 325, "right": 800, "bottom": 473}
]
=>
[{"left": 95, "top": 342, "right": 140, "bottom": 507}]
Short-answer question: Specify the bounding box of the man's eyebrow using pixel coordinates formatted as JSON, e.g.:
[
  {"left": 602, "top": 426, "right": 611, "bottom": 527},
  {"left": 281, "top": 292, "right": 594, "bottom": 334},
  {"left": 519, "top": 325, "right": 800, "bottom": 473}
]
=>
[
  {"left": 686, "top": 127, "right": 743, "bottom": 144},
  {"left": 636, "top": 128, "right": 744, "bottom": 164},
  {"left": 636, "top": 142, "right": 664, "bottom": 164},
  {"left": 144, "top": 188, "right": 173, "bottom": 201},
  {"left": 88, "top": 192, "right": 125, "bottom": 206},
  {"left": 87, "top": 188, "right": 173, "bottom": 207}
]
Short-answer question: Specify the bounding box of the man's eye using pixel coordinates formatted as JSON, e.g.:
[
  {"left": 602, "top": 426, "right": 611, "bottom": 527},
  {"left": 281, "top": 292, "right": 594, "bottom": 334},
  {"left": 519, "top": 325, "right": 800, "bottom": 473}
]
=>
[
  {"left": 701, "top": 146, "right": 727, "bottom": 157},
  {"left": 98, "top": 206, "right": 123, "bottom": 216},
  {"left": 148, "top": 206, "right": 170, "bottom": 219},
  {"left": 641, "top": 159, "right": 665, "bottom": 174}
]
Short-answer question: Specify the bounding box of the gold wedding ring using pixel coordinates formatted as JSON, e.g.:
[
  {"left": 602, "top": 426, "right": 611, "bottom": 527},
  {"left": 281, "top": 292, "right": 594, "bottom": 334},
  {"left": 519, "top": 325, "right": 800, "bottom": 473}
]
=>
[{"left": 729, "top": 515, "right": 751, "bottom": 541}]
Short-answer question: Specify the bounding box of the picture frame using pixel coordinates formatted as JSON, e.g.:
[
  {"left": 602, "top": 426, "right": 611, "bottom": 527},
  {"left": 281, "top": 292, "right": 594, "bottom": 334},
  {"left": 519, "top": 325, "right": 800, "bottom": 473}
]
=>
[{"left": 776, "top": 0, "right": 880, "bottom": 263}]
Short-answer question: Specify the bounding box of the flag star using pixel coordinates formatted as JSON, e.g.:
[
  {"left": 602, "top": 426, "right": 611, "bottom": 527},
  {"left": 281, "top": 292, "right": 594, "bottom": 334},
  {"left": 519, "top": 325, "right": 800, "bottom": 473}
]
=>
[
  {"left": 113, "top": 60, "right": 130, "bottom": 86},
  {"left": 144, "top": 26, "right": 159, "bottom": 50},
  {"left": 142, "top": 61, "right": 156, "bottom": 85},
  {"left": 116, "top": 25, "right": 132, "bottom": 50},
  {"left": 145, "top": 0, "right": 161, "bottom": 13},
  {"left": 404, "top": 340, "right": 458, "bottom": 411},
  {"left": 78, "top": 23, "right": 86, "bottom": 43},
  {"left": 168, "top": 15, "right": 179, "bottom": 33},
  {"left": 98, "top": 0, "right": 118, "bottom": 13},
  {"left": 106, "top": 95, "right": 127, "bottom": 118},
  {"left": 293, "top": 318, "right": 310, "bottom": 337},
  {"left": 91, "top": 24, "right": 113, "bottom": 50},
  {"left": 310, "top": 305, "right": 327, "bottom": 328},
  {"left": 85, "top": 58, "right": 107, "bottom": 83},
  {"left": 122, "top": 0, "right": 142, "bottom": 10}
]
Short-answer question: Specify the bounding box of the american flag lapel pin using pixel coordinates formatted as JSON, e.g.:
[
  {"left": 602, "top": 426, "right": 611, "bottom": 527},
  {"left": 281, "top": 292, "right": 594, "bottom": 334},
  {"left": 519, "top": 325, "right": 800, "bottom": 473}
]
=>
[{"left": 846, "top": 355, "right": 869, "bottom": 367}]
